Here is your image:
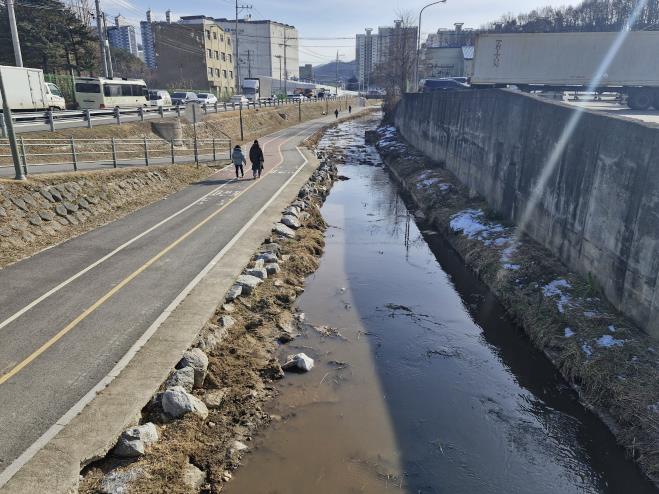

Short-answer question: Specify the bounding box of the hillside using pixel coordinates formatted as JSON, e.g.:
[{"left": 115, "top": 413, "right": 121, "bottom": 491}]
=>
[{"left": 313, "top": 60, "right": 357, "bottom": 83}]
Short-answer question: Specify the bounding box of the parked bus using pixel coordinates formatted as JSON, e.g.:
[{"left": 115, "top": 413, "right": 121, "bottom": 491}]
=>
[{"left": 74, "top": 77, "right": 148, "bottom": 109}]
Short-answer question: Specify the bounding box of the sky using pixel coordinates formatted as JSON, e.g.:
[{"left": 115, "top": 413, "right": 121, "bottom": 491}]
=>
[{"left": 100, "top": 0, "right": 576, "bottom": 65}]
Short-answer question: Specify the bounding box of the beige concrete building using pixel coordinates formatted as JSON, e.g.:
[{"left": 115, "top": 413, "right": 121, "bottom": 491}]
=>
[{"left": 152, "top": 18, "right": 235, "bottom": 97}]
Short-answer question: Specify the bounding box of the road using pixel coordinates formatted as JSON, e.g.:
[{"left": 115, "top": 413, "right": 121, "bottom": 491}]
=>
[
  {"left": 562, "top": 99, "right": 659, "bottom": 125},
  {"left": 0, "top": 111, "right": 348, "bottom": 486}
]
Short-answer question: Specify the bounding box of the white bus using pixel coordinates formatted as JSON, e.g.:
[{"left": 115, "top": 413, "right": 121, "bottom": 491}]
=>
[{"left": 74, "top": 77, "right": 148, "bottom": 109}]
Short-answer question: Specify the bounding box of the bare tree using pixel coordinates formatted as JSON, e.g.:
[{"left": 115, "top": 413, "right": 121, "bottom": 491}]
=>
[{"left": 66, "top": 0, "right": 94, "bottom": 27}]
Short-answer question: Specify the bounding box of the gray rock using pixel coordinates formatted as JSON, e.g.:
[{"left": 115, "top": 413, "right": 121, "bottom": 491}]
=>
[
  {"left": 0, "top": 227, "right": 11, "bottom": 237},
  {"left": 230, "top": 440, "right": 249, "bottom": 455},
  {"left": 265, "top": 263, "right": 280, "bottom": 276},
  {"left": 162, "top": 386, "right": 209, "bottom": 419},
  {"left": 39, "top": 210, "right": 54, "bottom": 222},
  {"left": 259, "top": 243, "right": 281, "bottom": 256},
  {"left": 63, "top": 201, "right": 79, "bottom": 213},
  {"left": 245, "top": 267, "right": 268, "bottom": 280},
  {"left": 253, "top": 258, "right": 265, "bottom": 269},
  {"left": 39, "top": 188, "right": 54, "bottom": 202},
  {"left": 219, "top": 315, "right": 236, "bottom": 329},
  {"left": 281, "top": 215, "right": 301, "bottom": 229},
  {"left": 183, "top": 462, "right": 206, "bottom": 491},
  {"left": 114, "top": 423, "right": 159, "bottom": 458},
  {"left": 203, "top": 389, "right": 226, "bottom": 409},
  {"left": 10, "top": 197, "right": 27, "bottom": 211},
  {"left": 48, "top": 187, "right": 62, "bottom": 202},
  {"left": 273, "top": 223, "right": 296, "bottom": 239},
  {"left": 55, "top": 204, "right": 68, "bottom": 217},
  {"left": 236, "top": 274, "right": 263, "bottom": 294},
  {"left": 28, "top": 214, "right": 42, "bottom": 226},
  {"left": 225, "top": 284, "right": 243, "bottom": 301},
  {"left": 100, "top": 468, "right": 145, "bottom": 494},
  {"left": 178, "top": 348, "right": 209, "bottom": 388},
  {"left": 283, "top": 206, "right": 300, "bottom": 217},
  {"left": 222, "top": 303, "right": 236, "bottom": 313},
  {"left": 22, "top": 194, "right": 37, "bottom": 208},
  {"left": 282, "top": 353, "right": 314, "bottom": 372},
  {"left": 255, "top": 252, "right": 278, "bottom": 264},
  {"left": 165, "top": 366, "right": 195, "bottom": 392},
  {"left": 0, "top": 206, "right": 6, "bottom": 217}
]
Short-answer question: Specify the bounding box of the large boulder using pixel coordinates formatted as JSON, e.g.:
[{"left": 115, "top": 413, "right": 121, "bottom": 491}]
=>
[
  {"left": 281, "top": 215, "right": 301, "bottom": 229},
  {"left": 236, "top": 274, "right": 263, "bottom": 294},
  {"left": 273, "top": 223, "right": 296, "bottom": 239},
  {"left": 178, "top": 348, "right": 209, "bottom": 388},
  {"left": 225, "top": 284, "right": 242, "bottom": 301},
  {"left": 114, "top": 423, "right": 159, "bottom": 458},
  {"left": 162, "top": 386, "right": 209, "bottom": 419},
  {"left": 165, "top": 366, "right": 195, "bottom": 392},
  {"left": 255, "top": 252, "right": 278, "bottom": 264}
]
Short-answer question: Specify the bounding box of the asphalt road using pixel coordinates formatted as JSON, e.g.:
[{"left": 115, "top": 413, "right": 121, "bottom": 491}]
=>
[{"left": 0, "top": 111, "right": 346, "bottom": 483}]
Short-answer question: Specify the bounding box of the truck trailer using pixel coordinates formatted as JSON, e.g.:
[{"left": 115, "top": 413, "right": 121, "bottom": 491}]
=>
[
  {"left": 0, "top": 65, "right": 66, "bottom": 111},
  {"left": 471, "top": 32, "right": 659, "bottom": 109}
]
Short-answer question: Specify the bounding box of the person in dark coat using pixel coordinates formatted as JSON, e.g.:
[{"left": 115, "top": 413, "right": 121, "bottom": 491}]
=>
[
  {"left": 348, "top": 105, "right": 352, "bottom": 114},
  {"left": 334, "top": 109, "right": 339, "bottom": 119},
  {"left": 249, "top": 140, "right": 264, "bottom": 179}
]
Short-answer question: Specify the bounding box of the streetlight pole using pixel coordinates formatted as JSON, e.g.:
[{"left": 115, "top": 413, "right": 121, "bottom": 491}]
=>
[
  {"left": 6, "top": 0, "right": 23, "bottom": 67},
  {"left": 0, "top": 69, "right": 26, "bottom": 180},
  {"left": 415, "top": 0, "right": 447, "bottom": 91}
]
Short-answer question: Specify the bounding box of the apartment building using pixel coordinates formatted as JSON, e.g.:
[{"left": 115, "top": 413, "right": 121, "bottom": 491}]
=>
[
  {"left": 152, "top": 18, "right": 235, "bottom": 96},
  {"left": 107, "top": 15, "right": 138, "bottom": 56},
  {"left": 355, "top": 28, "right": 379, "bottom": 86}
]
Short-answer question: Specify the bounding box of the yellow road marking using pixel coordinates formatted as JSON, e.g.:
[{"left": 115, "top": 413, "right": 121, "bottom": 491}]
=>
[{"left": 0, "top": 130, "right": 302, "bottom": 386}]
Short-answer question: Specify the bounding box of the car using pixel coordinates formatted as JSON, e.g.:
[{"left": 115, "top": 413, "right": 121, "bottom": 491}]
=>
[
  {"left": 450, "top": 77, "right": 469, "bottom": 84},
  {"left": 196, "top": 92, "right": 218, "bottom": 105},
  {"left": 420, "top": 78, "right": 470, "bottom": 93},
  {"left": 148, "top": 89, "right": 172, "bottom": 107},
  {"left": 171, "top": 91, "right": 198, "bottom": 106},
  {"left": 45, "top": 82, "right": 66, "bottom": 110},
  {"left": 288, "top": 94, "right": 306, "bottom": 102},
  {"left": 229, "top": 95, "right": 249, "bottom": 105}
]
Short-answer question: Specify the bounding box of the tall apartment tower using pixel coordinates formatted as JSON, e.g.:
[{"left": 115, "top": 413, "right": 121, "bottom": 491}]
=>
[
  {"left": 107, "top": 15, "right": 138, "bottom": 56},
  {"left": 355, "top": 28, "right": 378, "bottom": 87},
  {"left": 140, "top": 9, "right": 156, "bottom": 69}
]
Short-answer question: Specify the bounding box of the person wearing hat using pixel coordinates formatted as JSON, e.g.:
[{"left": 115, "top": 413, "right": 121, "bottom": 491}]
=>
[
  {"left": 249, "top": 140, "right": 265, "bottom": 179},
  {"left": 231, "top": 144, "right": 246, "bottom": 179}
]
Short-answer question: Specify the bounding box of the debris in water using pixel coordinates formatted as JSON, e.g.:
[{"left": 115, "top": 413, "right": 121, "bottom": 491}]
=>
[
  {"left": 282, "top": 353, "right": 315, "bottom": 372},
  {"left": 384, "top": 303, "right": 413, "bottom": 312}
]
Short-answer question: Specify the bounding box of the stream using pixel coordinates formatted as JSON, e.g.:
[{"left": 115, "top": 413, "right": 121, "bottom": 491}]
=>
[{"left": 225, "top": 114, "right": 656, "bottom": 494}]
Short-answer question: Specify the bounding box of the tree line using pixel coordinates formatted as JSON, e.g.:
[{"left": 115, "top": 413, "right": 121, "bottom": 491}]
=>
[
  {"left": 486, "top": 0, "right": 659, "bottom": 33},
  {"left": 0, "top": 0, "right": 147, "bottom": 78}
]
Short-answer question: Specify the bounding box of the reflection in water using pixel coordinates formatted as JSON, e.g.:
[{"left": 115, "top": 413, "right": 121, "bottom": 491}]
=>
[{"left": 226, "top": 116, "right": 657, "bottom": 494}]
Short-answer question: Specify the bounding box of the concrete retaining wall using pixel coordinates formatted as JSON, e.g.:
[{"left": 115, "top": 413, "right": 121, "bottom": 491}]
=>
[{"left": 395, "top": 89, "right": 659, "bottom": 336}]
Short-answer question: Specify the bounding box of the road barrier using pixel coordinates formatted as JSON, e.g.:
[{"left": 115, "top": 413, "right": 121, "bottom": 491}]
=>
[
  {"left": 0, "top": 96, "right": 344, "bottom": 136},
  {"left": 0, "top": 136, "right": 232, "bottom": 175}
]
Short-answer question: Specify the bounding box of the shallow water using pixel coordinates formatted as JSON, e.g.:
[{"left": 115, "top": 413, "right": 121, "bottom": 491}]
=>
[{"left": 226, "top": 115, "right": 657, "bottom": 494}]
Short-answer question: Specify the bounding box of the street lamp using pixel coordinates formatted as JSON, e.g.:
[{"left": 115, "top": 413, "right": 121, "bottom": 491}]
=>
[{"left": 415, "top": 0, "right": 447, "bottom": 91}]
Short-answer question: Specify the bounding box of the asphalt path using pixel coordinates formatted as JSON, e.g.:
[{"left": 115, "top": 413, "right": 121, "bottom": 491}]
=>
[{"left": 0, "top": 111, "right": 346, "bottom": 483}]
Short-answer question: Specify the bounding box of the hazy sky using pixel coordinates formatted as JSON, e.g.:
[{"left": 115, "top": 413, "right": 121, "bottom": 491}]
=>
[{"left": 100, "top": 0, "right": 576, "bottom": 65}]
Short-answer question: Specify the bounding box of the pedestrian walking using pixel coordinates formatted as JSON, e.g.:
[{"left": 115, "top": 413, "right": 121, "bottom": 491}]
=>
[
  {"left": 249, "top": 140, "right": 265, "bottom": 179},
  {"left": 232, "top": 145, "right": 246, "bottom": 178},
  {"left": 349, "top": 105, "right": 352, "bottom": 114},
  {"left": 334, "top": 109, "right": 339, "bottom": 119}
]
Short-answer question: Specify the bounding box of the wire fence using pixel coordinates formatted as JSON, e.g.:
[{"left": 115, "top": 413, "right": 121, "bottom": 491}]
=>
[{"left": 0, "top": 136, "right": 232, "bottom": 174}]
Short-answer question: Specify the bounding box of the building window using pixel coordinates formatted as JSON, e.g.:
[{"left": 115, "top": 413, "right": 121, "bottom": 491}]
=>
[
  {"left": 223, "top": 69, "right": 227, "bottom": 78},
  {"left": 229, "top": 70, "right": 233, "bottom": 79},
  {"left": 216, "top": 68, "right": 220, "bottom": 76},
  {"left": 205, "top": 30, "right": 211, "bottom": 40},
  {"left": 208, "top": 67, "right": 213, "bottom": 77},
  {"left": 207, "top": 49, "right": 212, "bottom": 58},
  {"left": 227, "top": 37, "right": 231, "bottom": 45},
  {"left": 215, "top": 50, "right": 219, "bottom": 59},
  {"left": 221, "top": 52, "right": 226, "bottom": 61},
  {"left": 228, "top": 54, "right": 232, "bottom": 63},
  {"left": 213, "top": 31, "right": 217, "bottom": 40}
]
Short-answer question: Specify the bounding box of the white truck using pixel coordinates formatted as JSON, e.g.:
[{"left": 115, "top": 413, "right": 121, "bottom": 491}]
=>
[
  {"left": 0, "top": 65, "right": 66, "bottom": 111},
  {"left": 470, "top": 32, "right": 659, "bottom": 110}
]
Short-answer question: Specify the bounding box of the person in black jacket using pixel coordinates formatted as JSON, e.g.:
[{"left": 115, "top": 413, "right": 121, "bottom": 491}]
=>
[{"left": 249, "top": 140, "right": 264, "bottom": 179}]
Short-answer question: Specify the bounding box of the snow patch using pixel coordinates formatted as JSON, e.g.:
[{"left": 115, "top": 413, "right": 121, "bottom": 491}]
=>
[
  {"left": 503, "top": 263, "right": 521, "bottom": 271},
  {"left": 582, "top": 343, "right": 593, "bottom": 357},
  {"left": 595, "top": 335, "right": 625, "bottom": 348},
  {"left": 542, "top": 279, "right": 573, "bottom": 313},
  {"left": 564, "top": 327, "right": 575, "bottom": 338},
  {"left": 583, "top": 311, "right": 598, "bottom": 319}
]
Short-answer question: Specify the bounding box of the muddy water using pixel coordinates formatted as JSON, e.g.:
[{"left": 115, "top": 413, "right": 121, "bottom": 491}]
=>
[{"left": 226, "top": 116, "right": 657, "bottom": 494}]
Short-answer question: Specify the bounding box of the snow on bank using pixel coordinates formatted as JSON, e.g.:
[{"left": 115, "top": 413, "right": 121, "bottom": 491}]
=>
[{"left": 542, "top": 279, "right": 573, "bottom": 314}]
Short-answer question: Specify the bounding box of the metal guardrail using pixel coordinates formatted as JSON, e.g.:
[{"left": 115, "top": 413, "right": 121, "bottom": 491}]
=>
[
  {"left": 0, "top": 136, "right": 232, "bottom": 174},
  {"left": 0, "top": 95, "right": 344, "bottom": 136}
]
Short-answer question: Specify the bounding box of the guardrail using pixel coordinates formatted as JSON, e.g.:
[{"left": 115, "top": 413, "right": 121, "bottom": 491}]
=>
[
  {"left": 0, "top": 95, "right": 344, "bottom": 136},
  {"left": 0, "top": 136, "right": 232, "bottom": 175}
]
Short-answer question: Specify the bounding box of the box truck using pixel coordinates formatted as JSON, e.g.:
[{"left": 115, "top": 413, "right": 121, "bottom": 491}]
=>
[
  {"left": 0, "top": 65, "right": 66, "bottom": 111},
  {"left": 470, "top": 32, "right": 659, "bottom": 109}
]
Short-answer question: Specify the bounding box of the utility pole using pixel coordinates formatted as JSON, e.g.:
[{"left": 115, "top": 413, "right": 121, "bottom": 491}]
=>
[
  {"left": 6, "top": 0, "right": 23, "bottom": 67},
  {"left": 102, "top": 12, "right": 114, "bottom": 78},
  {"left": 275, "top": 55, "right": 282, "bottom": 96},
  {"left": 283, "top": 29, "right": 288, "bottom": 97},
  {"left": 247, "top": 50, "right": 252, "bottom": 78},
  {"left": 234, "top": 1, "right": 252, "bottom": 92},
  {"left": 0, "top": 69, "right": 25, "bottom": 180},
  {"left": 335, "top": 51, "right": 340, "bottom": 95},
  {"left": 95, "top": 0, "right": 109, "bottom": 77}
]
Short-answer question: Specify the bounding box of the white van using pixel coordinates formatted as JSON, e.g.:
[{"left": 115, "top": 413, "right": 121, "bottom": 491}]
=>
[
  {"left": 74, "top": 77, "right": 148, "bottom": 109},
  {"left": 148, "top": 89, "right": 172, "bottom": 107}
]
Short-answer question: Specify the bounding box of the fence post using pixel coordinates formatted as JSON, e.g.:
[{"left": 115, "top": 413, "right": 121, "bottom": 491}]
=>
[
  {"left": 0, "top": 113, "right": 6, "bottom": 138},
  {"left": 223, "top": 102, "right": 227, "bottom": 112},
  {"left": 212, "top": 138, "right": 216, "bottom": 161},
  {"left": 144, "top": 137, "right": 149, "bottom": 166},
  {"left": 176, "top": 105, "right": 181, "bottom": 118},
  {"left": 114, "top": 107, "right": 121, "bottom": 125},
  {"left": 47, "top": 110, "right": 55, "bottom": 132},
  {"left": 138, "top": 106, "right": 144, "bottom": 122},
  {"left": 111, "top": 137, "right": 117, "bottom": 168},
  {"left": 85, "top": 109, "right": 92, "bottom": 128},
  {"left": 170, "top": 139, "right": 175, "bottom": 164},
  {"left": 19, "top": 136, "right": 28, "bottom": 175},
  {"left": 214, "top": 102, "right": 218, "bottom": 113},
  {"left": 203, "top": 104, "right": 208, "bottom": 114},
  {"left": 193, "top": 135, "right": 199, "bottom": 166},
  {"left": 70, "top": 137, "right": 78, "bottom": 171},
  {"left": 159, "top": 106, "right": 164, "bottom": 118},
  {"left": 228, "top": 139, "right": 232, "bottom": 159}
]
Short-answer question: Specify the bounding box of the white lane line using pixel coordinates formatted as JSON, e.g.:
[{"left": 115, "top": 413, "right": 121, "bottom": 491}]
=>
[
  {"left": 0, "top": 126, "right": 304, "bottom": 334},
  {"left": 0, "top": 146, "right": 310, "bottom": 489}
]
